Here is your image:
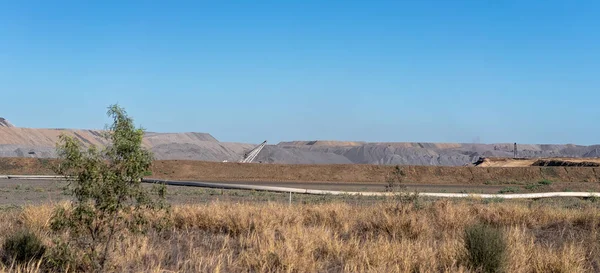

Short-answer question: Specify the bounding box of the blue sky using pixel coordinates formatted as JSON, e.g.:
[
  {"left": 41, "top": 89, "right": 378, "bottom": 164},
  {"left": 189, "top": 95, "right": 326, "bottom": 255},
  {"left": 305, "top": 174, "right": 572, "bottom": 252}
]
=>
[{"left": 1, "top": 1, "right": 599, "bottom": 144}]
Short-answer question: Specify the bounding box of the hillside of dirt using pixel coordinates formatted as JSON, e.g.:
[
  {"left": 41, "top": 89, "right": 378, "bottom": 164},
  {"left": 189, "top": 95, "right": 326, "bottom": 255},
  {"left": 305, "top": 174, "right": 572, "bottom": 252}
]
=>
[
  {"left": 2, "top": 158, "right": 600, "bottom": 185},
  {"left": 257, "top": 141, "right": 600, "bottom": 166},
  {"left": 0, "top": 127, "right": 254, "bottom": 162},
  {"left": 1, "top": 119, "right": 600, "bottom": 166},
  {"left": 150, "top": 161, "right": 600, "bottom": 184}
]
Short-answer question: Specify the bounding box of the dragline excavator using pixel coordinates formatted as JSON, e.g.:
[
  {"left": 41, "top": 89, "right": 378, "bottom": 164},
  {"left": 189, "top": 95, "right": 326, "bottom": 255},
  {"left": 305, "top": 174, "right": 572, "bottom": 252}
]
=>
[{"left": 239, "top": 140, "right": 267, "bottom": 163}]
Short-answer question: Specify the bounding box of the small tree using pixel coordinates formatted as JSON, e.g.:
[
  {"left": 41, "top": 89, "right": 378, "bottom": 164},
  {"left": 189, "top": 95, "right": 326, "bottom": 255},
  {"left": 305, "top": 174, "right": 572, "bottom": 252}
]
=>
[
  {"left": 385, "top": 165, "right": 406, "bottom": 192},
  {"left": 50, "top": 104, "right": 168, "bottom": 272}
]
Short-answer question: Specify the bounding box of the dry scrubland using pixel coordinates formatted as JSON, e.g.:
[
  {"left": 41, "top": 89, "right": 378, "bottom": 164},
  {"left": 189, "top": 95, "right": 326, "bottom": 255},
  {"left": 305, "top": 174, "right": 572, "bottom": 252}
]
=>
[{"left": 1, "top": 199, "right": 600, "bottom": 272}]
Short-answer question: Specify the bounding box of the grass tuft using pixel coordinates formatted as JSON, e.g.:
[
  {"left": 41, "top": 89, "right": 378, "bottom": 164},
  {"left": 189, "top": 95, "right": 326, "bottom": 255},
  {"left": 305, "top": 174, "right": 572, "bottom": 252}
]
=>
[
  {"left": 464, "top": 224, "right": 506, "bottom": 273},
  {"left": 2, "top": 230, "right": 46, "bottom": 265}
]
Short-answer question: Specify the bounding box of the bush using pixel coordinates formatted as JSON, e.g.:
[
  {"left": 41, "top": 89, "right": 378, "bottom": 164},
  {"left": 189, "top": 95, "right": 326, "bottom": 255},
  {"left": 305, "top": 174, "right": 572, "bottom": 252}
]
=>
[
  {"left": 524, "top": 184, "right": 540, "bottom": 191},
  {"left": 498, "top": 187, "right": 519, "bottom": 194},
  {"left": 385, "top": 165, "right": 406, "bottom": 192},
  {"left": 44, "top": 239, "right": 75, "bottom": 272},
  {"left": 538, "top": 179, "right": 553, "bottom": 185},
  {"left": 2, "top": 230, "right": 46, "bottom": 265},
  {"left": 464, "top": 224, "right": 506, "bottom": 273}
]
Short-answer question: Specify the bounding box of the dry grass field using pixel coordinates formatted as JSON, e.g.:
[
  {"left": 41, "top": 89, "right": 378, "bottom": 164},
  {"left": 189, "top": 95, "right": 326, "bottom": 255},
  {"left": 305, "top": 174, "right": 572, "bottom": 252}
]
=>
[
  {"left": 0, "top": 197, "right": 599, "bottom": 272},
  {"left": 2, "top": 157, "right": 600, "bottom": 272}
]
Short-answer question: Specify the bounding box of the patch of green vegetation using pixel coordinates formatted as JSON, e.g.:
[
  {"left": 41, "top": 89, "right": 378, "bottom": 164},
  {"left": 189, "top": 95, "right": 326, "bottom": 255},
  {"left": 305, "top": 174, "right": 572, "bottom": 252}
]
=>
[
  {"left": 0, "top": 204, "right": 21, "bottom": 211},
  {"left": 498, "top": 187, "right": 520, "bottom": 194},
  {"left": 2, "top": 229, "right": 46, "bottom": 265},
  {"left": 483, "top": 197, "right": 504, "bottom": 204},
  {"left": 541, "top": 167, "right": 558, "bottom": 177},
  {"left": 485, "top": 180, "right": 523, "bottom": 186},
  {"left": 50, "top": 104, "right": 169, "bottom": 272},
  {"left": 523, "top": 180, "right": 554, "bottom": 191},
  {"left": 586, "top": 194, "right": 599, "bottom": 203},
  {"left": 385, "top": 165, "right": 406, "bottom": 192},
  {"left": 524, "top": 184, "right": 540, "bottom": 191},
  {"left": 37, "top": 158, "right": 51, "bottom": 168},
  {"left": 538, "top": 179, "right": 553, "bottom": 185}
]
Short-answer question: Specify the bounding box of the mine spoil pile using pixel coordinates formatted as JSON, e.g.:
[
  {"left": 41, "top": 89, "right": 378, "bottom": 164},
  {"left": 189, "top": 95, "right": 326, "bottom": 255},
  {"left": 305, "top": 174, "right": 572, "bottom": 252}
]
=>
[{"left": 1, "top": 117, "right": 600, "bottom": 166}]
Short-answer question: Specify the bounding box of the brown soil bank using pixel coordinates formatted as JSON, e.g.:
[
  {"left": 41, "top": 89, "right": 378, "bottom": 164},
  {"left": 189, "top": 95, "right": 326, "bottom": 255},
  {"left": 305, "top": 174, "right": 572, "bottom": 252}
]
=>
[
  {"left": 151, "top": 160, "right": 600, "bottom": 184},
  {"left": 2, "top": 158, "right": 599, "bottom": 184}
]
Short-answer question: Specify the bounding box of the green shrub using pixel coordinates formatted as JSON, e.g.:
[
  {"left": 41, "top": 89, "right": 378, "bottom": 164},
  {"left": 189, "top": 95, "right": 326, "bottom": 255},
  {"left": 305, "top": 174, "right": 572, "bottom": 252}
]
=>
[
  {"left": 464, "top": 224, "right": 506, "bottom": 273},
  {"left": 2, "top": 230, "right": 46, "bottom": 265},
  {"left": 498, "top": 187, "right": 519, "bottom": 194},
  {"left": 524, "top": 184, "right": 540, "bottom": 191},
  {"left": 385, "top": 165, "right": 406, "bottom": 192},
  {"left": 44, "top": 239, "right": 75, "bottom": 272},
  {"left": 541, "top": 167, "right": 558, "bottom": 176},
  {"left": 538, "top": 179, "right": 553, "bottom": 185},
  {"left": 482, "top": 197, "right": 504, "bottom": 204}
]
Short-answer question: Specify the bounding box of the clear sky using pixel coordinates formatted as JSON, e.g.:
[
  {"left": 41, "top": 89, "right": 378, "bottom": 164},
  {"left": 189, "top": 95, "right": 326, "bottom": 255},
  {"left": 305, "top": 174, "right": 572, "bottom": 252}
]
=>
[{"left": 1, "top": 1, "right": 599, "bottom": 144}]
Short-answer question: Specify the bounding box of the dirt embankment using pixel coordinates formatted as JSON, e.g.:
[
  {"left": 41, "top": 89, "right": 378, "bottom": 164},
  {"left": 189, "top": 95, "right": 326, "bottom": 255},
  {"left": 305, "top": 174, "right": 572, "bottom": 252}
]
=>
[
  {"left": 2, "top": 158, "right": 600, "bottom": 184},
  {"left": 0, "top": 158, "right": 56, "bottom": 175},
  {"left": 152, "top": 160, "right": 600, "bottom": 184}
]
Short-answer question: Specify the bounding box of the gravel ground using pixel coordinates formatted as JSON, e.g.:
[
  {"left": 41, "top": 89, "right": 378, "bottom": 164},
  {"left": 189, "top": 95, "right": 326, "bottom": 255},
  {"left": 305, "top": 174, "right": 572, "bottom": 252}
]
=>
[{"left": 2, "top": 179, "right": 599, "bottom": 207}]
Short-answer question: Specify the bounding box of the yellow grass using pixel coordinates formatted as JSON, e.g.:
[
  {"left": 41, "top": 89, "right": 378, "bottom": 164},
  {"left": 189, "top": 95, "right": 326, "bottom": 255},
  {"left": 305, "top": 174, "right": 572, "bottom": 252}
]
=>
[{"left": 2, "top": 199, "right": 599, "bottom": 272}]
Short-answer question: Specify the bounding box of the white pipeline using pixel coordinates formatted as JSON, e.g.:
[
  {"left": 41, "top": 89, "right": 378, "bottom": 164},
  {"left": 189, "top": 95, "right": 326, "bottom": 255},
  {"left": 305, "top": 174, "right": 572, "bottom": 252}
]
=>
[
  {"left": 1, "top": 175, "right": 598, "bottom": 199},
  {"left": 142, "top": 179, "right": 600, "bottom": 199}
]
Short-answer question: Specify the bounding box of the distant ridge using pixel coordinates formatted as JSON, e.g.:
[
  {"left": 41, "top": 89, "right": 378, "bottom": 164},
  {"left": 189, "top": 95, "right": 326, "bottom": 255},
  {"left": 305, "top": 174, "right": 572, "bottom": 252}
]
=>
[
  {"left": 254, "top": 140, "right": 600, "bottom": 166},
  {"left": 0, "top": 125, "right": 254, "bottom": 162},
  {"left": 1, "top": 119, "right": 599, "bottom": 166}
]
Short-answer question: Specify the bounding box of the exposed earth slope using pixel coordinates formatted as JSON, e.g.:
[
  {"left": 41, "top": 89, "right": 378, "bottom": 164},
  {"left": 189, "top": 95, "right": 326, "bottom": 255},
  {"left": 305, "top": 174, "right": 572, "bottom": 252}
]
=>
[
  {"left": 3, "top": 158, "right": 600, "bottom": 188},
  {"left": 256, "top": 141, "right": 600, "bottom": 166},
  {"left": 0, "top": 120, "right": 254, "bottom": 162},
  {"left": 1, "top": 118, "right": 599, "bottom": 166}
]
